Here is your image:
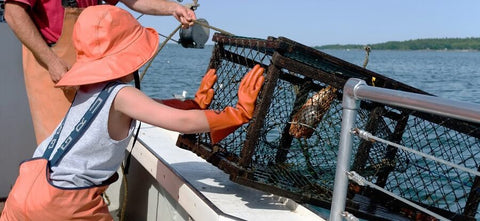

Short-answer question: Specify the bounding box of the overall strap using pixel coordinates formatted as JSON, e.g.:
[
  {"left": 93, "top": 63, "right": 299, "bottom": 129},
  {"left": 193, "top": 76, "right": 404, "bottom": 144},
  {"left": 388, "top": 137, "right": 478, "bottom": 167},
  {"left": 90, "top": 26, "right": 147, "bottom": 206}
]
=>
[{"left": 43, "top": 82, "right": 119, "bottom": 166}]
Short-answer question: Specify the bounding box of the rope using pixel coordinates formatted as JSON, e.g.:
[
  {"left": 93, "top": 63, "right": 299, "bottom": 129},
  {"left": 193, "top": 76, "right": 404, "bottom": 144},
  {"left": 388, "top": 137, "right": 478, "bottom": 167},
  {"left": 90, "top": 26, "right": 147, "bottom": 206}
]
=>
[
  {"left": 193, "top": 20, "right": 234, "bottom": 36},
  {"left": 158, "top": 32, "right": 179, "bottom": 43},
  {"left": 119, "top": 164, "right": 128, "bottom": 221},
  {"left": 140, "top": 24, "right": 182, "bottom": 81}
]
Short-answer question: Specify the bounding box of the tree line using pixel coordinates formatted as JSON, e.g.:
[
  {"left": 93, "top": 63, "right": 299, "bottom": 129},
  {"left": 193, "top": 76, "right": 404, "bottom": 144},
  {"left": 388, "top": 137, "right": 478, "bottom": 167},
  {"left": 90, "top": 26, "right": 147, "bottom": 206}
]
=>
[{"left": 316, "top": 37, "right": 480, "bottom": 51}]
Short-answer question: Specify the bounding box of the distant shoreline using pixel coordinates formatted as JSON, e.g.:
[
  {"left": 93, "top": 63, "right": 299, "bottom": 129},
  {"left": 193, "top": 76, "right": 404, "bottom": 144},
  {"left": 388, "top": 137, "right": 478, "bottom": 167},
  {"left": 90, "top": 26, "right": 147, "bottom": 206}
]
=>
[
  {"left": 320, "top": 48, "right": 480, "bottom": 52},
  {"left": 315, "top": 37, "right": 480, "bottom": 51}
]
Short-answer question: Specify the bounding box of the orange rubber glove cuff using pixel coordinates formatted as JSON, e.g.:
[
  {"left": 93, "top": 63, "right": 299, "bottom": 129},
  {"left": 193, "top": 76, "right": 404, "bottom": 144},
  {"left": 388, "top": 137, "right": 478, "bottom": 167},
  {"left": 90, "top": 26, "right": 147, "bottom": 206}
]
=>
[
  {"left": 161, "top": 99, "right": 200, "bottom": 110},
  {"left": 204, "top": 107, "right": 250, "bottom": 144}
]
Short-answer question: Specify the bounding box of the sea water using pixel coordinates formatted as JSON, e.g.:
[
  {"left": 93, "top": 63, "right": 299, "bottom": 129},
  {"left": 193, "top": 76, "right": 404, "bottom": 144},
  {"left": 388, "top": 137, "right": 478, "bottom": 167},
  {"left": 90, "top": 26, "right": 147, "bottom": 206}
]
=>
[
  {"left": 140, "top": 44, "right": 215, "bottom": 99},
  {"left": 141, "top": 44, "right": 480, "bottom": 104},
  {"left": 324, "top": 49, "right": 480, "bottom": 103}
]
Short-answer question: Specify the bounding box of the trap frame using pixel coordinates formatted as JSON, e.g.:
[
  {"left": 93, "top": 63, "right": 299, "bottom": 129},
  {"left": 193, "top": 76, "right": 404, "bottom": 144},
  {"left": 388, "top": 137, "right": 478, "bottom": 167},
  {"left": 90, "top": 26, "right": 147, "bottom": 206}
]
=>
[{"left": 176, "top": 33, "right": 480, "bottom": 220}]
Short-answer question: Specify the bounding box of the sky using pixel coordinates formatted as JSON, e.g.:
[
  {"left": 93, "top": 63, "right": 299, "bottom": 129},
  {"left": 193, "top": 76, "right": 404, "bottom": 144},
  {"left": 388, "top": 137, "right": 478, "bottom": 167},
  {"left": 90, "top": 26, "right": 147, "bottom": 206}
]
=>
[{"left": 119, "top": 0, "right": 480, "bottom": 47}]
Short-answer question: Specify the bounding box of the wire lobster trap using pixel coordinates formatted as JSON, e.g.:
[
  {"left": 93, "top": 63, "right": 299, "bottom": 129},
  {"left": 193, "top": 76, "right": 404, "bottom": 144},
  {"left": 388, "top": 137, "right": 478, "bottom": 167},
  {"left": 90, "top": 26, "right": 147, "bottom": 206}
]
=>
[{"left": 176, "top": 33, "right": 480, "bottom": 220}]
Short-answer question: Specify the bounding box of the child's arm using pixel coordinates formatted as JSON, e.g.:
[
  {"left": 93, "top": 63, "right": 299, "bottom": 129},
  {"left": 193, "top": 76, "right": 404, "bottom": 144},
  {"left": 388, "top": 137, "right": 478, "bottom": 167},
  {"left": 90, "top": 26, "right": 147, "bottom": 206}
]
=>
[
  {"left": 113, "top": 65, "right": 264, "bottom": 143},
  {"left": 114, "top": 86, "right": 211, "bottom": 134}
]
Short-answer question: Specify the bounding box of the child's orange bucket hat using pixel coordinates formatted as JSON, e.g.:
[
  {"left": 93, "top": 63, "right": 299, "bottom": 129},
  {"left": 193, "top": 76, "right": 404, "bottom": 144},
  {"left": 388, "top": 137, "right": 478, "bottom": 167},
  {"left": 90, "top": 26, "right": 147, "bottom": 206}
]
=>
[{"left": 56, "top": 5, "right": 159, "bottom": 87}]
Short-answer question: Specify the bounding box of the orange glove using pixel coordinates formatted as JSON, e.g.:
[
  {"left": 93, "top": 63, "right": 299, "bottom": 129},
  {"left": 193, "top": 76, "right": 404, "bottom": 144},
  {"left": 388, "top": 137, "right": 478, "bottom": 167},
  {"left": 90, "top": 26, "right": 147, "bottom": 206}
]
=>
[
  {"left": 161, "top": 69, "right": 217, "bottom": 110},
  {"left": 205, "top": 64, "right": 265, "bottom": 144},
  {"left": 193, "top": 69, "right": 217, "bottom": 109}
]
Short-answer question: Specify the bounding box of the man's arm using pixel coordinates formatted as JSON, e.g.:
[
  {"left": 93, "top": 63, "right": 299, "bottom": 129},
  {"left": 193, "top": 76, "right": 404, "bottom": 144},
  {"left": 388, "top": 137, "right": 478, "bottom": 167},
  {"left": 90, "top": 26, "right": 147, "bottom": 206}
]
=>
[
  {"left": 4, "top": 2, "right": 69, "bottom": 82},
  {"left": 119, "top": 0, "right": 196, "bottom": 28}
]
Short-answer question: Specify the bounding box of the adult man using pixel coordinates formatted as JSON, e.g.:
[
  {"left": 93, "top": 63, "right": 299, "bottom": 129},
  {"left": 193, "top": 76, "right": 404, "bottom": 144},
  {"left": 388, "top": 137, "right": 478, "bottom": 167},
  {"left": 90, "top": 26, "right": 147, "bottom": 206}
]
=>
[{"left": 3, "top": 0, "right": 196, "bottom": 144}]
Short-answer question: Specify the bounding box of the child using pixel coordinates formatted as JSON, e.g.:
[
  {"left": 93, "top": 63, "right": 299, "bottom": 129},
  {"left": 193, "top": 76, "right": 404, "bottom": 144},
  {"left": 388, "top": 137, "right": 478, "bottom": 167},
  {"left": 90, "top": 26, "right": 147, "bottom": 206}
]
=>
[{"left": 0, "top": 5, "right": 264, "bottom": 220}]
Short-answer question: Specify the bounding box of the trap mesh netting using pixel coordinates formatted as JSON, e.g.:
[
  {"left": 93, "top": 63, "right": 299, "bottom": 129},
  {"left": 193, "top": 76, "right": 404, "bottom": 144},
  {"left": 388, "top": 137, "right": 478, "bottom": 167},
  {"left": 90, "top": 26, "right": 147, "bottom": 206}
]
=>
[{"left": 176, "top": 33, "right": 480, "bottom": 220}]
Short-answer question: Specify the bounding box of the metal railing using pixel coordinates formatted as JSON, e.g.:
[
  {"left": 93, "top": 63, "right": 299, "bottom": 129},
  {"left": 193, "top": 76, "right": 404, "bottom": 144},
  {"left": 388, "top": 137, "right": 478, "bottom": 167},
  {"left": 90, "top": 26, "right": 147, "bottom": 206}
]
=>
[{"left": 329, "top": 78, "right": 480, "bottom": 221}]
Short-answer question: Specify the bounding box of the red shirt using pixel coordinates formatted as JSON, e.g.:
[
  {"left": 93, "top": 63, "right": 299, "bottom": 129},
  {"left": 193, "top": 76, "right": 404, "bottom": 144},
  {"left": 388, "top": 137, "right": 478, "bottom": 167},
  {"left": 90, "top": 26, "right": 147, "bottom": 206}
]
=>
[{"left": 6, "top": 0, "right": 118, "bottom": 44}]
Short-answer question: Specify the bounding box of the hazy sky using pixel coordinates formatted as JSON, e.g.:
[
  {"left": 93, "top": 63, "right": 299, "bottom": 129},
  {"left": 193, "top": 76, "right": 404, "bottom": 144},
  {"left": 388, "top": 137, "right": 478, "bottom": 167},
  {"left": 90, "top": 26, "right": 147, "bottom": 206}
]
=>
[{"left": 120, "top": 0, "right": 480, "bottom": 47}]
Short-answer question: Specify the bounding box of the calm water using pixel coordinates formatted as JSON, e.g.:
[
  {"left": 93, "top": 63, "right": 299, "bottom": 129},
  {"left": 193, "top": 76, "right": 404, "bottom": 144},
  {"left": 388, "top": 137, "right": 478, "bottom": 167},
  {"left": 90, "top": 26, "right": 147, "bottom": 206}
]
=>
[
  {"left": 141, "top": 44, "right": 480, "bottom": 104},
  {"left": 324, "top": 49, "right": 480, "bottom": 103},
  {"left": 140, "top": 44, "right": 216, "bottom": 99}
]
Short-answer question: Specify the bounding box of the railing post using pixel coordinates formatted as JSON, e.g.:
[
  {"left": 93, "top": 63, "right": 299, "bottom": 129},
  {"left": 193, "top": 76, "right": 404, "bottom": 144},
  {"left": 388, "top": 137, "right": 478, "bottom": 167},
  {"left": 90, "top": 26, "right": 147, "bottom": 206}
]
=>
[{"left": 329, "top": 78, "right": 364, "bottom": 221}]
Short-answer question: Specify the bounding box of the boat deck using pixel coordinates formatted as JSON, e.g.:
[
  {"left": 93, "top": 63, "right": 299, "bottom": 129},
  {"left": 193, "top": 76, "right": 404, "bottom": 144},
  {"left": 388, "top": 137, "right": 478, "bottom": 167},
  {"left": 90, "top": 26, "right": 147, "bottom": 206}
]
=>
[{"left": 118, "top": 123, "right": 326, "bottom": 221}]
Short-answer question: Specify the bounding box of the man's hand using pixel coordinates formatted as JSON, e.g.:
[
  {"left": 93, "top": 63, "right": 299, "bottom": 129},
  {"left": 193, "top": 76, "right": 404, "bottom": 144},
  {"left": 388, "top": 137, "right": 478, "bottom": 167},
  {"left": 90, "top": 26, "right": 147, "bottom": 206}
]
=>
[
  {"left": 47, "top": 56, "right": 69, "bottom": 83},
  {"left": 117, "top": 0, "right": 196, "bottom": 28},
  {"left": 5, "top": 2, "right": 69, "bottom": 84},
  {"left": 172, "top": 4, "right": 196, "bottom": 28}
]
